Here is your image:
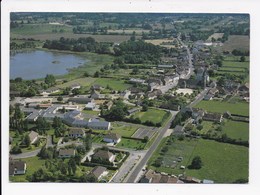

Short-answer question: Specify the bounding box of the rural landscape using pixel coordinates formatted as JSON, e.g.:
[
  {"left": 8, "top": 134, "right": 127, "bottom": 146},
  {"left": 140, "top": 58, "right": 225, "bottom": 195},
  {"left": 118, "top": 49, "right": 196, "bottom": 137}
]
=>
[{"left": 9, "top": 13, "right": 249, "bottom": 184}]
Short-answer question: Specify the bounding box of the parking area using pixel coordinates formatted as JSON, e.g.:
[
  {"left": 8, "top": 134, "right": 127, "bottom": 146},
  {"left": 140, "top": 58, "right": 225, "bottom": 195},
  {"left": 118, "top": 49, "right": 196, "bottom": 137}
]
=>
[{"left": 131, "top": 128, "right": 155, "bottom": 139}]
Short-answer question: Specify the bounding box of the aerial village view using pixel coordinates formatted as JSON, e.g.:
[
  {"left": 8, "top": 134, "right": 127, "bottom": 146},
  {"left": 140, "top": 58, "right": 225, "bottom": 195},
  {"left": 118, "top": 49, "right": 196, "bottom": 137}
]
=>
[{"left": 9, "top": 13, "right": 249, "bottom": 184}]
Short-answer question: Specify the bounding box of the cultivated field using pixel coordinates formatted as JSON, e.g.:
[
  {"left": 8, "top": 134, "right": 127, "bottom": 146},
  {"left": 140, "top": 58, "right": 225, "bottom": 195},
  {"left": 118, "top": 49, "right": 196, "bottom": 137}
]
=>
[
  {"left": 194, "top": 100, "right": 249, "bottom": 116},
  {"left": 185, "top": 139, "right": 249, "bottom": 183},
  {"left": 222, "top": 35, "right": 250, "bottom": 52},
  {"left": 148, "top": 137, "right": 249, "bottom": 183},
  {"left": 12, "top": 32, "right": 136, "bottom": 43}
]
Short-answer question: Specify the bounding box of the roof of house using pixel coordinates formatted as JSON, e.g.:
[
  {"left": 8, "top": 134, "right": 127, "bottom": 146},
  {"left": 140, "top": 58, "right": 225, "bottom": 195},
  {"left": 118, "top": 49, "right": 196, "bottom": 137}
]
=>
[
  {"left": 59, "top": 148, "right": 75, "bottom": 156},
  {"left": 92, "top": 150, "right": 113, "bottom": 160},
  {"left": 104, "top": 133, "right": 121, "bottom": 140},
  {"left": 9, "top": 160, "right": 26, "bottom": 175},
  {"left": 28, "top": 131, "right": 39, "bottom": 142},
  {"left": 151, "top": 173, "right": 162, "bottom": 183},
  {"left": 68, "top": 128, "right": 85, "bottom": 135},
  {"left": 90, "top": 166, "right": 107, "bottom": 179}
]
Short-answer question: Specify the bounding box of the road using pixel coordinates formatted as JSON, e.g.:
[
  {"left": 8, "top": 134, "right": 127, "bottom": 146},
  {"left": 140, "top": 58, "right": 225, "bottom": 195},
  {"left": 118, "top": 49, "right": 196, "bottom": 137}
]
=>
[
  {"left": 177, "top": 33, "right": 194, "bottom": 79},
  {"left": 111, "top": 150, "right": 146, "bottom": 183},
  {"left": 125, "top": 111, "right": 179, "bottom": 183}
]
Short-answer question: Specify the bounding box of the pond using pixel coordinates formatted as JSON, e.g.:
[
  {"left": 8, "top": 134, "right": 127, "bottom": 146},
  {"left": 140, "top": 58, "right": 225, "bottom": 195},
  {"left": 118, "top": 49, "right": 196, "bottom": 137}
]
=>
[{"left": 10, "top": 50, "right": 88, "bottom": 80}]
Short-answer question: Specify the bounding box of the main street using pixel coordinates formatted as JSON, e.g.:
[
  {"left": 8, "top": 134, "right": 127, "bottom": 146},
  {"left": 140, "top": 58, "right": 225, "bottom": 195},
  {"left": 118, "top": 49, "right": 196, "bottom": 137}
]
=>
[{"left": 125, "top": 111, "right": 179, "bottom": 183}]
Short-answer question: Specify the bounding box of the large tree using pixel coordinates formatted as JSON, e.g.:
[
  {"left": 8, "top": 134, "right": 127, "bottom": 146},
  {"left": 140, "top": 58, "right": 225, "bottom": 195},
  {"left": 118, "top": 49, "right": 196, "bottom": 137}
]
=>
[
  {"left": 44, "top": 74, "right": 56, "bottom": 87},
  {"left": 189, "top": 156, "right": 203, "bottom": 169}
]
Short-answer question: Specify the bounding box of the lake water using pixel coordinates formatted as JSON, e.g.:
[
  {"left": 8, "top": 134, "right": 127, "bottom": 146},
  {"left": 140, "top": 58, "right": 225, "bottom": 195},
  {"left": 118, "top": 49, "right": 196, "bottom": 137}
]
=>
[{"left": 10, "top": 50, "right": 87, "bottom": 80}]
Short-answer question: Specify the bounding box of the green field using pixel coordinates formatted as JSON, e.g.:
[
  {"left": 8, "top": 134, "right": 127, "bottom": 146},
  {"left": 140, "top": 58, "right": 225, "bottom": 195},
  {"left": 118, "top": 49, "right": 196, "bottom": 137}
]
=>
[
  {"left": 10, "top": 156, "right": 46, "bottom": 182},
  {"left": 116, "top": 138, "right": 146, "bottom": 150},
  {"left": 55, "top": 77, "right": 97, "bottom": 89},
  {"left": 223, "top": 120, "right": 249, "bottom": 141},
  {"left": 148, "top": 137, "right": 249, "bottom": 183},
  {"left": 222, "top": 35, "right": 250, "bottom": 52},
  {"left": 111, "top": 123, "right": 139, "bottom": 137},
  {"left": 11, "top": 24, "right": 73, "bottom": 36},
  {"left": 93, "top": 78, "right": 132, "bottom": 91},
  {"left": 185, "top": 139, "right": 249, "bottom": 183},
  {"left": 194, "top": 100, "right": 249, "bottom": 116},
  {"left": 132, "top": 108, "right": 169, "bottom": 124},
  {"left": 82, "top": 109, "right": 100, "bottom": 116}
]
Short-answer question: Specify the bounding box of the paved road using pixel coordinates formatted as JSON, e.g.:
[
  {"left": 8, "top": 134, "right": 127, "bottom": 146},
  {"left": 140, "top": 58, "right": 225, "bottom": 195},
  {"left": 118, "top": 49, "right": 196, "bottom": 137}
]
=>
[
  {"left": 11, "top": 149, "right": 41, "bottom": 159},
  {"left": 125, "top": 111, "right": 179, "bottom": 183},
  {"left": 111, "top": 151, "right": 146, "bottom": 183}
]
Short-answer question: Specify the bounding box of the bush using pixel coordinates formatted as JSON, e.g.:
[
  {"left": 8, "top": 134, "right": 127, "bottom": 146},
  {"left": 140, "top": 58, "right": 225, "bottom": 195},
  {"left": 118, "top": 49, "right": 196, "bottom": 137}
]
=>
[{"left": 188, "top": 156, "right": 202, "bottom": 169}]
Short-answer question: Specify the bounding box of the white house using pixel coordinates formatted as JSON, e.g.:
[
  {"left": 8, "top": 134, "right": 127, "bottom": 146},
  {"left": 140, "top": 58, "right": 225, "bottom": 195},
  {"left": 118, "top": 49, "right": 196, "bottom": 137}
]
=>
[
  {"left": 9, "top": 160, "right": 27, "bottom": 176},
  {"left": 103, "top": 133, "right": 121, "bottom": 144},
  {"left": 85, "top": 102, "right": 96, "bottom": 110},
  {"left": 68, "top": 128, "right": 85, "bottom": 138}
]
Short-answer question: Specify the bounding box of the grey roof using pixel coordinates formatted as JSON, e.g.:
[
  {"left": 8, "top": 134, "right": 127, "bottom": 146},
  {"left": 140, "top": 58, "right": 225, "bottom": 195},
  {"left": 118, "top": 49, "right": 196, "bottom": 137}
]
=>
[
  {"left": 90, "top": 166, "right": 107, "bottom": 179},
  {"left": 9, "top": 160, "right": 26, "bottom": 175},
  {"left": 92, "top": 150, "right": 113, "bottom": 160},
  {"left": 28, "top": 131, "right": 38, "bottom": 142}
]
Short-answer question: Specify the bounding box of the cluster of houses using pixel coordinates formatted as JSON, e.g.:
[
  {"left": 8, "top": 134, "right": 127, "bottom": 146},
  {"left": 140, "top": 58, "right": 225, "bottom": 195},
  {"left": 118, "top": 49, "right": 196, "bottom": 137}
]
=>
[{"left": 140, "top": 169, "right": 214, "bottom": 184}]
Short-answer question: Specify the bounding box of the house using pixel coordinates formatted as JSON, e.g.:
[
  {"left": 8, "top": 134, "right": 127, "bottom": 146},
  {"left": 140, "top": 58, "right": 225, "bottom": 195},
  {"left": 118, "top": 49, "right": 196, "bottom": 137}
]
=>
[
  {"left": 174, "top": 125, "right": 184, "bottom": 135},
  {"left": 129, "top": 78, "right": 145, "bottom": 84},
  {"left": 89, "top": 166, "right": 108, "bottom": 181},
  {"left": 127, "top": 107, "right": 141, "bottom": 115},
  {"left": 9, "top": 160, "right": 27, "bottom": 176},
  {"left": 92, "top": 150, "right": 115, "bottom": 163},
  {"left": 120, "top": 90, "right": 131, "bottom": 99},
  {"left": 40, "top": 87, "right": 60, "bottom": 95},
  {"left": 103, "top": 133, "right": 121, "bottom": 144},
  {"left": 140, "top": 169, "right": 154, "bottom": 183},
  {"left": 85, "top": 102, "right": 96, "bottom": 110},
  {"left": 203, "top": 94, "right": 213, "bottom": 101},
  {"left": 208, "top": 88, "right": 219, "bottom": 96},
  {"left": 28, "top": 131, "right": 39, "bottom": 144},
  {"left": 140, "top": 169, "right": 184, "bottom": 183},
  {"left": 148, "top": 82, "right": 159, "bottom": 91},
  {"left": 68, "top": 96, "right": 93, "bottom": 104},
  {"left": 91, "top": 84, "right": 103, "bottom": 91},
  {"left": 203, "top": 112, "right": 223, "bottom": 123},
  {"left": 179, "top": 176, "right": 201, "bottom": 183},
  {"left": 70, "top": 83, "right": 81, "bottom": 90},
  {"left": 104, "top": 101, "right": 113, "bottom": 110},
  {"left": 91, "top": 91, "right": 105, "bottom": 100},
  {"left": 147, "top": 89, "right": 162, "bottom": 100},
  {"left": 58, "top": 148, "right": 76, "bottom": 158},
  {"left": 68, "top": 128, "right": 85, "bottom": 138}
]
